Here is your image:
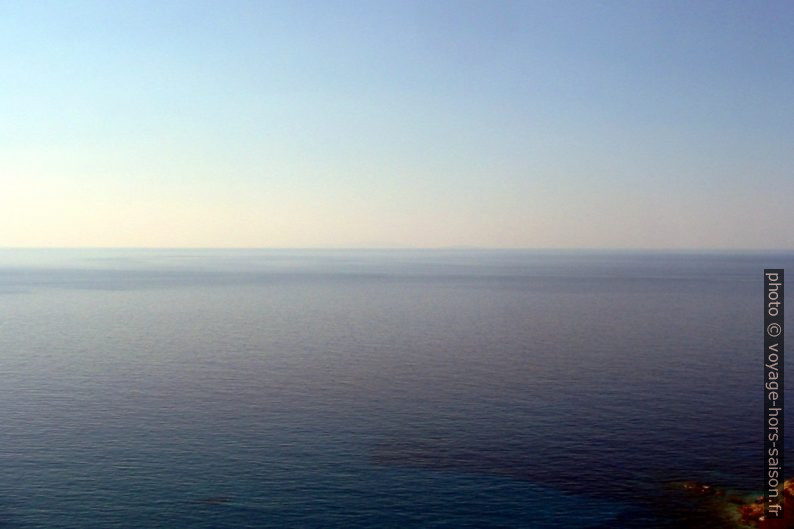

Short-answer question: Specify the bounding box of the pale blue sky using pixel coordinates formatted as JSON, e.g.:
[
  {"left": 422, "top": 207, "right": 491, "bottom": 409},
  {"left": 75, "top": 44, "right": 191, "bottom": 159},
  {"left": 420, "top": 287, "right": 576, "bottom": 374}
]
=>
[{"left": 1, "top": 0, "right": 792, "bottom": 248}]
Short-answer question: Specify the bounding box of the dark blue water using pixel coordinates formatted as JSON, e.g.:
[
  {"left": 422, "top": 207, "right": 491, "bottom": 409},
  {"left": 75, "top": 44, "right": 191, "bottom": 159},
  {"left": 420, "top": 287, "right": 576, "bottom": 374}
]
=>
[{"left": 0, "top": 249, "right": 791, "bottom": 528}]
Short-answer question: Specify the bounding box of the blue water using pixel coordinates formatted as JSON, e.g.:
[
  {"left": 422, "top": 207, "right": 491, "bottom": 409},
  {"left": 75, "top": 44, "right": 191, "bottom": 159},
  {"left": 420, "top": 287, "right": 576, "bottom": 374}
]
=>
[{"left": 0, "top": 249, "right": 791, "bottom": 528}]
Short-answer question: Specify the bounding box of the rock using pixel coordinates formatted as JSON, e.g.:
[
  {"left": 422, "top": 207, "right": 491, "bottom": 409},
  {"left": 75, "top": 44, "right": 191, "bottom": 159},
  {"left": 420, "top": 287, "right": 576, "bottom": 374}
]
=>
[
  {"left": 783, "top": 480, "right": 794, "bottom": 500},
  {"left": 676, "top": 478, "right": 794, "bottom": 528},
  {"left": 739, "top": 502, "right": 765, "bottom": 523}
]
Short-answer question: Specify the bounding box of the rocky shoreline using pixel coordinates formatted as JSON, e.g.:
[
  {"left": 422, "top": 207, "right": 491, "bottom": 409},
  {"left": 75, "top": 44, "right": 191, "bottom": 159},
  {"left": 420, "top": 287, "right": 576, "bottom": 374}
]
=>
[{"left": 677, "top": 479, "right": 794, "bottom": 528}]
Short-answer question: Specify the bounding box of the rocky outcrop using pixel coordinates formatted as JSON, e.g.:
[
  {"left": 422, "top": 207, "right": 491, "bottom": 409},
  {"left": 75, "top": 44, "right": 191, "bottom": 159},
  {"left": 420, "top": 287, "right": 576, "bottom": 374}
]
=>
[{"left": 676, "top": 479, "right": 794, "bottom": 528}]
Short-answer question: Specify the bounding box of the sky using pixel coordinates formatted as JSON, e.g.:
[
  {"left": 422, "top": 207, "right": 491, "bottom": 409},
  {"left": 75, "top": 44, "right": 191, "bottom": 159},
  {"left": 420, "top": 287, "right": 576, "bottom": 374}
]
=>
[{"left": 1, "top": 0, "right": 792, "bottom": 249}]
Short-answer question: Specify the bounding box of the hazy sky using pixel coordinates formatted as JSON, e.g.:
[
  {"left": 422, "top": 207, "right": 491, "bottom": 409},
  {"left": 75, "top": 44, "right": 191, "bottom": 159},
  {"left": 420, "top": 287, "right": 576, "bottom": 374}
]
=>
[{"left": 1, "top": 0, "right": 792, "bottom": 249}]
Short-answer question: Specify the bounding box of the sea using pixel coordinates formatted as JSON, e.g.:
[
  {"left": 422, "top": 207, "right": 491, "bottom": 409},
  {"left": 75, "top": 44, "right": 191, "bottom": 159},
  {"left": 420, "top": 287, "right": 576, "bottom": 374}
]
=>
[{"left": 0, "top": 249, "right": 791, "bottom": 529}]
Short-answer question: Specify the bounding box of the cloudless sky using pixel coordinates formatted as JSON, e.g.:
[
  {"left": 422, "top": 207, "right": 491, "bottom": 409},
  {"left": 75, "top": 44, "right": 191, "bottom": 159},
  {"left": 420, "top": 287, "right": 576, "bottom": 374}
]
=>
[{"left": 1, "top": 0, "right": 792, "bottom": 249}]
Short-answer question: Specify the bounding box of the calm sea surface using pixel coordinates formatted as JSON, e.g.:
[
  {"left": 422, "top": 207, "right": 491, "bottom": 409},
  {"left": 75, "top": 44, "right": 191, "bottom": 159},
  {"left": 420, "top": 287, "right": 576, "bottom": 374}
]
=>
[{"left": 0, "top": 249, "right": 792, "bottom": 528}]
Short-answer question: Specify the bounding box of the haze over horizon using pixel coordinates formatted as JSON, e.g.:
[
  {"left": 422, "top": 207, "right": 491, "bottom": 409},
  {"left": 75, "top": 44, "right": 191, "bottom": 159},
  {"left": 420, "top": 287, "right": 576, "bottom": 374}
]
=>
[{"left": 2, "top": 1, "right": 793, "bottom": 250}]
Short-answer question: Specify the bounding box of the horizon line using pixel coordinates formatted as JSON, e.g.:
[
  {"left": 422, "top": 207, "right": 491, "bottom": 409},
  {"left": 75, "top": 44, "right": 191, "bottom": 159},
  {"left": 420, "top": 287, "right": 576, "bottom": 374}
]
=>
[{"left": 1, "top": 246, "right": 793, "bottom": 253}]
